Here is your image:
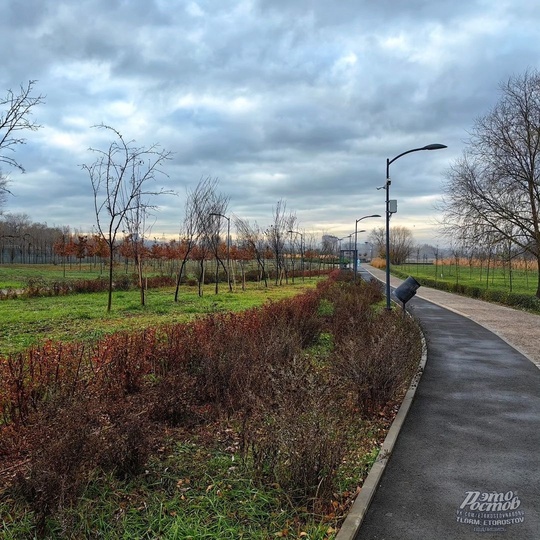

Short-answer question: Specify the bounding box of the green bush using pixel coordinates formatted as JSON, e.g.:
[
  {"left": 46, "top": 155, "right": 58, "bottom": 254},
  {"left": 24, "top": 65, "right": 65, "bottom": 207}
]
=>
[
  {"left": 503, "top": 291, "right": 540, "bottom": 311},
  {"left": 470, "top": 286, "right": 482, "bottom": 298}
]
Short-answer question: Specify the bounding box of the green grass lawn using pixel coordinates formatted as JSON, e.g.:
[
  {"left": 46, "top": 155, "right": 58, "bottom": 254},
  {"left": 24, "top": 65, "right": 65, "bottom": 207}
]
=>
[
  {"left": 0, "top": 263, "right": 108, "bottom": 288},
  {"left": 395, "top": 262, "right": 538, "bottom": 295},
  {"left": 0, "top": 277, "right": 320, "bottom": 354},
  {"left": 1, "top": 437, "right": 350, "bottom": 539}
]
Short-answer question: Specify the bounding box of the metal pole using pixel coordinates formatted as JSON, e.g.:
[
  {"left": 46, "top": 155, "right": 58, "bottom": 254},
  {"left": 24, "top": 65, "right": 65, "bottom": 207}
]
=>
[
  {"left": 226, "top": 216, "right": 231, "bottom": 291},
  {"left": 289, "top": 230, "right": 295, "bottom": 284},
  {"left": 300, "top": 232, "right": 304, "bottom": 281},
  {"left": 355, "top": 221, "right": 358, "bottom": 277},
  {"left": 385, "top": 159, "right": 391, "bottom": 310},
  {"left": 383, "top": 144, "right": 447, "bottom": 309},
  {"left": 354, "top": 215, "right": 380, "bottom": 278}
]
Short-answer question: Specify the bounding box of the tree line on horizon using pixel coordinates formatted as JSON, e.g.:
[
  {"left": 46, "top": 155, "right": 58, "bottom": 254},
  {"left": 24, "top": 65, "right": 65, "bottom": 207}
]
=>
[{"left": 2, "top": 70, "right": 540, "bottom": 299}]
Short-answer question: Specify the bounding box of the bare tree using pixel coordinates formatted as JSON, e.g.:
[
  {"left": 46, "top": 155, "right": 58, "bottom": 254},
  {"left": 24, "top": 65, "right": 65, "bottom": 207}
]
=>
[
  {"left": 173, "top": 177, "right": 228, "bottom": 300},
  {"left": 1, "top": 81, "right": 44, "bottom": 173},
  {"left": 265, "top": 200, "right": 296, "bottom": 285},
  {"left": 0, "top": 213, "right": 65, "bottom": 264},
  {"left": 440, "top": 70, "right": 540, "bottom": 297},
  {"left": 193, "top": 198, "right": 227, "bottom": 297},
  {"left": 321, "top": 234, "right": 339, "bottom": 268},
  {"left": 123, "top": 193, "right": 155, "bottom": 306},
  {"left": 302, "top": 231, "right": 318, "bottom": 273},
  {"left": 174, "top": 177, "right": 211, "bottom": 301},
  {"left": 0, "top": 212, "right": 31, "bottom": 263},
  {"left": 0, "top": 177, "right": 8, "bottom": 211},
  {"left": 208, "top": 202, "right": 231, "bottom": 294},
  {"left": 369, "top": 225, "right": 414, "bottom": 265},
  {"left": 235, "top": 217, "right": 268, "bottom": 287},
  {"left": 0, "top": 80, "right": 44, "bottom": 208},
  {"left": 369, "top": 227, "right": 385, "bottom": 259},
  {"left": 83, "top": 125, "right": 172, "bottom": 311}
]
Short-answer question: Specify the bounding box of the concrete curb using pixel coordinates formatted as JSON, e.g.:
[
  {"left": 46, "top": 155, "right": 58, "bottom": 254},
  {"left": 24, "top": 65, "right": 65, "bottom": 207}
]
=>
[{"left": 335, "top": 314, "right": 428, "bottom": 540}]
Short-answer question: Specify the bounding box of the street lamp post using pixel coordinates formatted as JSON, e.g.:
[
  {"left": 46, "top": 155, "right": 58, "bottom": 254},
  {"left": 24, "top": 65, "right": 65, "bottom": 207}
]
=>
[
  {"left": 209, "top": 212, "right": 231, "bottom": 292},
  {"left": 354, "top": 214, "right": 381, "bottom": 278},
  {"left": 337, "top": 236, "right": 346, "bottom": 267},
  {"left": 353, "top": 228, "right": 365, "bottom": 276},
  {"left": 287, "top": 229, "right": 295, "bottom": 284},
  {"left": 365, "top": 241, "right": 374, "bottom": 260},
  {"left": 338, "top": 234, "right": 353, "bottom": 269},
  {"left": 384, "top": 143, "right": 447, "bottom": 310}
]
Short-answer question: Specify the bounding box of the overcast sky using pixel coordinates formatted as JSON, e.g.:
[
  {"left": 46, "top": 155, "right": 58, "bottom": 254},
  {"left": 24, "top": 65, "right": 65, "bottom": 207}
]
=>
[{"left": 1, "top": 0, "right": 539, "bottom": 246}]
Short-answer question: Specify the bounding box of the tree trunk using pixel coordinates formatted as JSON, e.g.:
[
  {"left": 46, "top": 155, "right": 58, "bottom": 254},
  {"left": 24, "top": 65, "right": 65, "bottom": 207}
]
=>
[
  {"left": 486, "top": 252, "right": 491, "bottom": 290},
  {"left": 107, "top": 249, "right": 114, "bottom": 312},
  {"left": 138, "top": 258, "right": 145, "bottom": 306},
  {"left": 198, "top": 259, "right": 205, "bottom": 297},
  {"left": 240, "top": 261, "right": 245, "bottom": 291},
  {"left": 215, "top": 258, "right": 219, "bottom": 294},
  {"left": 536, "top": 254, "right": 540, "bottom": 299},
  {"left": 174, "top": 257, "right": 189, "bottom": 302},
  {"left": 216, "top": 257, "right": 229, "bottom": 291},
  {"left": 257, "top": 257, "right": 268, "bottom": 288}
]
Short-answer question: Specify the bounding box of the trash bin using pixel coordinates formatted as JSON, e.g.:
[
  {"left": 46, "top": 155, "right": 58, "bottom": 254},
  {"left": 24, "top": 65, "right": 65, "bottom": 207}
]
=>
[{"left": 394, "top": 276, "right": 420, "bottom": 305}]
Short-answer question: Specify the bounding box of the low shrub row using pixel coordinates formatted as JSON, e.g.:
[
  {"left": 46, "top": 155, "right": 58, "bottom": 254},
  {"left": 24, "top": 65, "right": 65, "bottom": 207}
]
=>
[
  {"left": 0, "top": 270, "right": 423, "bottom": 536},
  {"left": 0, "top": 268, "right": 332, "bottom": 300},
  {"left": 0, "top": 274, "right": 172, "bottom": 300}
]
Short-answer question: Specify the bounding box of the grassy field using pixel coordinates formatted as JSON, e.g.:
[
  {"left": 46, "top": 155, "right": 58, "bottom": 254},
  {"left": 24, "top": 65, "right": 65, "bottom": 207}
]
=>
[
  {"left": 0, "top": 263, "right": 109, "bottom": 288},
  {"left": 0, "top": 275, "right": 321, "bottom": 355},
  {"left": 395, "top": 262, "right": 538, "bottom": 295}
]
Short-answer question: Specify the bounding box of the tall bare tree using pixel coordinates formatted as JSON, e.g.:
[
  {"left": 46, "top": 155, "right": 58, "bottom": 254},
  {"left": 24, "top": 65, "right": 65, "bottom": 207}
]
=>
[
  {"left": 0, "top": 80, "right": 44, "bottom": 209},
  {"left": 441, "top": 70, "right": 540, "bottom": 297},
  {"left": 235, "top": 217, "right": 268, "bottom": 287},
  {"left": 83, "top": 125, "right": 172, "bottom": 311},
  {"left": 208, "top": 206, "right": 231, "bottom": 294},
  {"left": 370, "top": 225, "right": 414, "bottom": 265},
  {"left": 321, "top": 234, "right": 339, "bottom": 268},
  {"left": 174, "top": 177, "right": 210, "bottom": 301},
  {"left": 173, "top": 177, "right": 228, "bottom": 300},
  {"left": 123, "top": 192, "right": 155, "bottom": 306},
  {"left": 265, "top": 200, "right": 296, "bottom": 285}
]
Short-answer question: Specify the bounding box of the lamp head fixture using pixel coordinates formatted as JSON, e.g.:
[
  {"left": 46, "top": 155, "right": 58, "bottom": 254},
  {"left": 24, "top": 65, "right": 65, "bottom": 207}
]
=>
[{"left": 423, "top": 143, "right": 447, "bottom": 150}]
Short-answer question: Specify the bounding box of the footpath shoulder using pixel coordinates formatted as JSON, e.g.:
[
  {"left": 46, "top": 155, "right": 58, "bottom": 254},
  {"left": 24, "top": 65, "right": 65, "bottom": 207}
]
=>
[{"left": 363, "top": 265, "right": 540, "bottom": 370}]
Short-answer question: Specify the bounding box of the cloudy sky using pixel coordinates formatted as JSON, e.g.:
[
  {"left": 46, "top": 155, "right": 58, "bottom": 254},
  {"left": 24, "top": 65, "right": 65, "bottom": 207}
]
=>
[{"left": 1, "top": 0, "right": 539, "bottom": 246}]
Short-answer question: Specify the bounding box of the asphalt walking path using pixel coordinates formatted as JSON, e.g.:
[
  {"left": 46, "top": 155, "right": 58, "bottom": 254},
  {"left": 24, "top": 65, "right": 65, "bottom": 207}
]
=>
[{"left": 352, "top": 266, "right": 540, "bottom": 539}]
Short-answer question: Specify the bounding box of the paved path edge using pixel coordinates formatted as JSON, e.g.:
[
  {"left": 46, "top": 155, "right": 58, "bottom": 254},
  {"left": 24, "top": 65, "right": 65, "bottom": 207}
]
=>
[{"left": 335, "top": 320, "right": 428, "bottom": 540}]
